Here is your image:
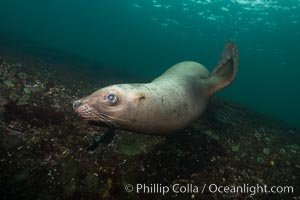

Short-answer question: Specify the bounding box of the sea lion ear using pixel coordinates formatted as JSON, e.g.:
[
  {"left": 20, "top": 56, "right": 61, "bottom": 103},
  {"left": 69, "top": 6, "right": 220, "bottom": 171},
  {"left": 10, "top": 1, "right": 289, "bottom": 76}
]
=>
[
  {"left": 208, "top": 41, "right": 239, "bottom": 96},
  {"left": 133, "top": 93, "right": 146, "bottom": 103}
]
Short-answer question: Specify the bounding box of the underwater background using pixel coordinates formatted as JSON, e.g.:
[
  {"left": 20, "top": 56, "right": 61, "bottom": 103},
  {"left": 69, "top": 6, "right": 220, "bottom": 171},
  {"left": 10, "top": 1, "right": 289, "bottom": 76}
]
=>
[
  {"left": 0, "top": 0, "right": 299, "bottom": 127},
  {"left": 0, "top": 1, "right": 300, "bottom": 200}
]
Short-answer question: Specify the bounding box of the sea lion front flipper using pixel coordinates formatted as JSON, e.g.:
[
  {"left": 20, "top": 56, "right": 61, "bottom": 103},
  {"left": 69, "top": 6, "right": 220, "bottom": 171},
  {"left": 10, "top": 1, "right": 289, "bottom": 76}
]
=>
[
  {"left": 206, "top": 98, "right": 246, "bottom": 126},
  {"left": 86, "top": 128, "right": 116, "bottom": 152},
  {"left": 208, "top": 42, "right": 239, "bottom": 96}
]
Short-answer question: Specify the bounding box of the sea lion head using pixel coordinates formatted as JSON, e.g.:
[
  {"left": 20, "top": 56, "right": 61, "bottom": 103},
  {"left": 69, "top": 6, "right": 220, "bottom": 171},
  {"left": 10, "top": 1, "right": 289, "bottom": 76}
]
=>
[{"left": 73, "top": 84, "right": 146, "bottom": 129}]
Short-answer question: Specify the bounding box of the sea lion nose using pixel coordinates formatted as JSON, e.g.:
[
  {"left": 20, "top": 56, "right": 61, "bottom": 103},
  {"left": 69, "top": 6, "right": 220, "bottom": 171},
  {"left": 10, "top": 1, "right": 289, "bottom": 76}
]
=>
[{"left": 73, "top": 100, "right": 82, "bottom": 110}]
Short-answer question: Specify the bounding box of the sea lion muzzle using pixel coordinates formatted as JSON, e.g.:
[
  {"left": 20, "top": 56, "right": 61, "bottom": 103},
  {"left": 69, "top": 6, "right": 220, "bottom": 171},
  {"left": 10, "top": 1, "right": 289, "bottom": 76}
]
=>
[
  {"left": 73, "top": 99, "right": 119, "bottom": 128},
  {"left": 73, "top": 101, "right": 99, "bottom": 121},
  {"left": 73, "top": 100, "right": 94, "bottom": 116}
]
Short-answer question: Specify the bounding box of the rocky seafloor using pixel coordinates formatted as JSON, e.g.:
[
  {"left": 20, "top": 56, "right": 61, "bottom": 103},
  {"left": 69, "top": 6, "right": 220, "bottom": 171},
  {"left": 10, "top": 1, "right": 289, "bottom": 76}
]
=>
[{"left": 0, "top": 54, "right": 299, "bottom": 200}]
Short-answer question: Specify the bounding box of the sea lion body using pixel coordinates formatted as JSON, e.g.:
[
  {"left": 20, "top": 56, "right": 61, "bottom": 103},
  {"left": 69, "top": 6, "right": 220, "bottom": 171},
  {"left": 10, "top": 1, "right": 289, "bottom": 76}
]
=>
[{"left": 73, "top": 42, "right": 239, "bottom": 134}]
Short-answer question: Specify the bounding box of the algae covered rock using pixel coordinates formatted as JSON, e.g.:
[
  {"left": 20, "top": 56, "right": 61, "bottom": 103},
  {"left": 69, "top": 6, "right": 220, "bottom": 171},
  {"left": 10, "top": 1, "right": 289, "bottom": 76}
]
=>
[
  {"left": 17, "top": 72, "right": 28, "bottom": 80},
  {"left": 231, "top": 145, "right": 239, "bottom": 152},
  {"left": 9, "top": 93, "right": 19, "bottom": 101},
  {"left": 257, "top": 157, "right": 264, "bottom": 164},
  {"left": 3, "top": 80, "right": 14, "bottom": 87},
  {"left": 23, "top": 87, "right": 31, "bottom": 94},
  {"left": 31, "top": 82, "right": 45, "bottom": 93},
  {"left": 18, "top": 94, "right": 30, "bottom": 105},
  {"left": 262, "top": 148, "right": 271, "bottom": 155}
]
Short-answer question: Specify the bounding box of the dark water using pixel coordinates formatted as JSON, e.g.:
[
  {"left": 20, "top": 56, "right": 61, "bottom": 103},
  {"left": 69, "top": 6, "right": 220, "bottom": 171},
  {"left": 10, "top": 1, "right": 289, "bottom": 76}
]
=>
[{"left": 0, "top": 0, "right": 299, "bottom": 127}]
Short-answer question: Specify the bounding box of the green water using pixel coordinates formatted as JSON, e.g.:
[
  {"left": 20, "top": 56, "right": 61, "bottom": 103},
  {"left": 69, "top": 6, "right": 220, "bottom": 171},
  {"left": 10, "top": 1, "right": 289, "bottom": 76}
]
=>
[{"left": 0, "top": 0, "right": 299, "bottom": 127}]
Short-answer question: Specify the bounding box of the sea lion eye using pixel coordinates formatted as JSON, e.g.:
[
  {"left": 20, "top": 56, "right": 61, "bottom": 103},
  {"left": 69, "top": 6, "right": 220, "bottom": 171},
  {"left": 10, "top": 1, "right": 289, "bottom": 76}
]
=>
[{"left": 107, "top": 93, "right": 118, "bottom": 104}]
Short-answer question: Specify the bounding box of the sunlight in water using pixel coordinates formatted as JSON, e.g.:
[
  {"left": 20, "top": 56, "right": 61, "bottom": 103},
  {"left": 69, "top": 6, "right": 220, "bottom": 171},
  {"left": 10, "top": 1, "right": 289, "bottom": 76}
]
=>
[{"left": 234, "top": 0, "right": 267, "bottom": 5}]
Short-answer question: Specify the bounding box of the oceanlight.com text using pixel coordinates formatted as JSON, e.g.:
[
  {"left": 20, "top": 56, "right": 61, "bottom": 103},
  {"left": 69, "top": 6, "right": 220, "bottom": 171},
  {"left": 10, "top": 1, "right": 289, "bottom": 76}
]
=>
[{"left": 124, "top": 183, "right": 294, "bottom": 196}]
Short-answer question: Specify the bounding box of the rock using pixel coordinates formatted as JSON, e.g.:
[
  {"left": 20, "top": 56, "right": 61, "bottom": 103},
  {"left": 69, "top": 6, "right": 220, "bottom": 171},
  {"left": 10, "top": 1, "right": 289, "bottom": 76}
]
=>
[{"left": 263, "top": 148, "right": 271, "bottom": 155}]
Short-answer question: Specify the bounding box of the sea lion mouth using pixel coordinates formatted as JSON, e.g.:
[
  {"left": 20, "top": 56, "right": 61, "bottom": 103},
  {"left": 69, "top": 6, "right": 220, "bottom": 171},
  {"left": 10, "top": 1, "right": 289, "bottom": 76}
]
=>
[{"left": 73, "top": 100, "right": 119, "bottom": 128}]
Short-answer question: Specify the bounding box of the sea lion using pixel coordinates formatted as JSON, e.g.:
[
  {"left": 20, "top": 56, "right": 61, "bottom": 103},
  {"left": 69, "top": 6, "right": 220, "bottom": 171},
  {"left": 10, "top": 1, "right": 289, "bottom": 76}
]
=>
[{"left": 73, "top": 42, "right": 239, "bottom": 134}]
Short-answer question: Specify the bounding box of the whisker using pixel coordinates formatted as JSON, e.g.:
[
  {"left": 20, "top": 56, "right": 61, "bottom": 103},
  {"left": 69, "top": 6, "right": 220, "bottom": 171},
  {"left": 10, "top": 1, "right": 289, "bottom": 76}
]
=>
[
  {"left": 106, "top": 119, "right": 119, "bottom": 128},
  {"left": 96, "top": 113, "right": 119, "bottom": 128},
  {"left": 100, "top": 117, "right": 114, "bottom": 127},
  {"left": 90, "top": 113, "right": 112, "bottom": 127},
  {"left": 77, "top": 104, "right": 120, "bottom": 128},
  {"left": 100, "top": 113, "right": 127, "bottom": 122},
  {"left": 87, "top": 110, "right": 98, "bottom": 114}
]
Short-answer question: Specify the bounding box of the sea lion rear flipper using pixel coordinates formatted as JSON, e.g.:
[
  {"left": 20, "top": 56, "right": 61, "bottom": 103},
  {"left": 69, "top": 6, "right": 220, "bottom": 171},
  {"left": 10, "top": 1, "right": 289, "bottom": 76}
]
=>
[{"left": 208, "top": 42, "right": 239, "bottom": 96}]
